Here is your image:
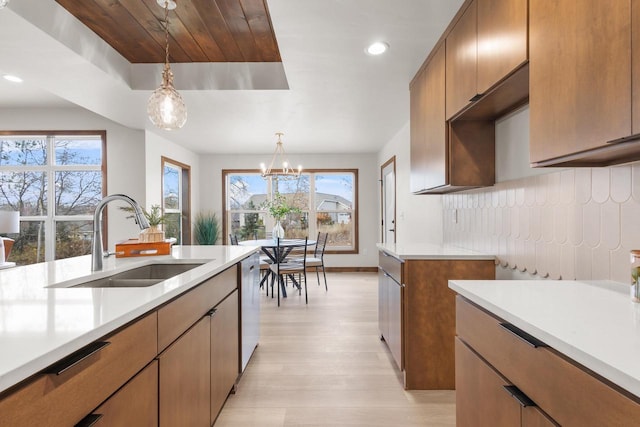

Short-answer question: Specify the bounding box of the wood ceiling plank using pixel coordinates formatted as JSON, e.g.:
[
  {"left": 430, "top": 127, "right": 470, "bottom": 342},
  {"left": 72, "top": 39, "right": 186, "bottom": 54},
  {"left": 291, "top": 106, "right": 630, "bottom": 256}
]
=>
[
  {"left": 240, "top": 0, "right": 281, "bottom": 61},
  {"left": 119, "top": 0, "right": 192, "bottom": 63},
  {"left": 191, "top": 0, "right": 245, "bottom": 61},
  {"left": 172, "top": 0, "right": 226, "bottom": 62},
  {"left": 215, "top": 0, "right": 262, "bottom": 61},
  {"left": 137, "top": 0, "right": 209, "bottom": 63}
]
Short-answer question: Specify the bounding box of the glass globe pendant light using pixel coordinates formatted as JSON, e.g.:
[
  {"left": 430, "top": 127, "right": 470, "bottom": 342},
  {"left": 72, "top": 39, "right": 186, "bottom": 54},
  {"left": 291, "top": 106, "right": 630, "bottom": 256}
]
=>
[{"left": 147, "top": 0, "right": 187, "bottom": 130}]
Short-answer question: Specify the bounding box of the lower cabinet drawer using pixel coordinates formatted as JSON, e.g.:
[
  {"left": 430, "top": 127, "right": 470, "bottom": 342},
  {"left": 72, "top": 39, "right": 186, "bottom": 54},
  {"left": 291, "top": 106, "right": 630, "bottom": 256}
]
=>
[
  {"left": 379, "top": 250, "right": 402, "bottom": 283},
  {"left": 456, "top": 297, "right": 640, "bottom": 426},
  {"left": 91, "top": 360, "right": 158, "bottom": 427},
  {"left": 0, "top": 313, "right": 158, "bottom": 427},
  {"left": 158, "top": 265, "right": 237, "bottom": 351}
]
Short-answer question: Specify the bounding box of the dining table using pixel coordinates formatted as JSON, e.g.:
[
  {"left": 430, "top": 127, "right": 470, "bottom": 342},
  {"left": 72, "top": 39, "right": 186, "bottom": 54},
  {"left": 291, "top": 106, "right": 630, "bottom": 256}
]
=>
[{"left": 238, "top": 238, "right": 316, "bottom": 298}]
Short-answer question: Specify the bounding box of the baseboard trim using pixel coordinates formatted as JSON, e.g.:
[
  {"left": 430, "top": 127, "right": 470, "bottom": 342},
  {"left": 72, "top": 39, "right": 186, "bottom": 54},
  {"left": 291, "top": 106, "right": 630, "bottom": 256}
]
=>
[{"left": 325, "top": 267, "right": 378, "bottom": 273}]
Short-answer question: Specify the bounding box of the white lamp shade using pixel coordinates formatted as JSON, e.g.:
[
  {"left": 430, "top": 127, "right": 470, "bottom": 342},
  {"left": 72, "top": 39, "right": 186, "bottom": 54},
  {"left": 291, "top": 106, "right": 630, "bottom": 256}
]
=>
[{"left": 0, "top": 211, "right": 20, "bottom": 234}]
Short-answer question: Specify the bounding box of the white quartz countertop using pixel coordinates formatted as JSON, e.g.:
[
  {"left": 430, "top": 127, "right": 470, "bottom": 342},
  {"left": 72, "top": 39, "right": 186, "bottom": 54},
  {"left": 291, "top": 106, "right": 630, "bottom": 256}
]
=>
[
  {"left": 0, "top": 245, "right": 258, "bottom": 394},
  {"left": 377, "top": 242, "right": 495, "bottom": 260},
  {"left": 449, "top": 279, "right": 640, "bottom": 398}
]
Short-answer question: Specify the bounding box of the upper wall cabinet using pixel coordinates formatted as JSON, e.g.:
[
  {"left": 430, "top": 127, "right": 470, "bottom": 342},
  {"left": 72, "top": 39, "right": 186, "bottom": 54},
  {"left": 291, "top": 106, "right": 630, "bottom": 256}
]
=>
[
  {"left": 410, "top": 43, "right": 447, "bottom": 193},
  {"left": 529, "top": 0, "right": 640, "bottom": 167},
  {"left": 446, "top": 0, "right": 528, "bottom": 120}
]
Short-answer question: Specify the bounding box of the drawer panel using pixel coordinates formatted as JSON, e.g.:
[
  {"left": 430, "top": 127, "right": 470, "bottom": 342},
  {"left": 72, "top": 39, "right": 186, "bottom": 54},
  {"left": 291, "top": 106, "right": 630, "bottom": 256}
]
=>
[
  {"left": 456, "top": 297, "right": 640, "bottom": 426},
  {"left": 0, "top": 312, "right": 158, "bottom": 427},
  {"left": 158, "top": 265, "right": 237, "bottom": 351},
  {"left": 378, "top": 250, "right": 402, "bottom": 283}
]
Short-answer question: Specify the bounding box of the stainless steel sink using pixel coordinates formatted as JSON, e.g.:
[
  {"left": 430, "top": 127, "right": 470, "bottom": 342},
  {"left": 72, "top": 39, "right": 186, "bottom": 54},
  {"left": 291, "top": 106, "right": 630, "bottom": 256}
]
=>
[{"left": 72, "top": 263, "right": 205, "bottom": 288}]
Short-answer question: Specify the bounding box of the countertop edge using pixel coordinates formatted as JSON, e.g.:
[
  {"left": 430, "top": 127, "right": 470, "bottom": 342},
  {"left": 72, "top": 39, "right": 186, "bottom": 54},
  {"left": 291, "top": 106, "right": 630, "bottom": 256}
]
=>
[{"left": 377, "top": 243, "right": 495, "bottom": 261}]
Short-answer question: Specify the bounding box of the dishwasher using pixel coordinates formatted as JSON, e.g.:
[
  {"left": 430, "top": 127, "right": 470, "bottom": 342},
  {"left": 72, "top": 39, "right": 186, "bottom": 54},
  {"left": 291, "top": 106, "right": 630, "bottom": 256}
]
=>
[{"left": 239, "top": 252, "right": 260, "bottom": 372}]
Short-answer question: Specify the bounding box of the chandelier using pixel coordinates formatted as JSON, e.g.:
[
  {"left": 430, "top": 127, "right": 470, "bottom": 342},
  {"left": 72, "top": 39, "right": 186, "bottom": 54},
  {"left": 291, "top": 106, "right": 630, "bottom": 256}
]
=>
[
  {"left": 260, "top": 132, "right": 302, "bottom": 178},
  {"left": 147, "top": 0, "right": 187, "bottom": 130}
]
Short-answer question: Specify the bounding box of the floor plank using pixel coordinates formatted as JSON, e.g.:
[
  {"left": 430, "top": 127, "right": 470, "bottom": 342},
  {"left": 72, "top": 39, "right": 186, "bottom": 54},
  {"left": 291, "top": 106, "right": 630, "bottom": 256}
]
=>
[{"left": 215, "top": 272, "right": 456, "bottom": 426}]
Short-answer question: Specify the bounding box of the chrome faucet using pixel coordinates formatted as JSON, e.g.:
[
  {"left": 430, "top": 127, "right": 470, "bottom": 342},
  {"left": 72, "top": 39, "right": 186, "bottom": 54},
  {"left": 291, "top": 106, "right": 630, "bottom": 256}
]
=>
[{"left": 91, "top": 194, "right": 150, "bottom": 271}]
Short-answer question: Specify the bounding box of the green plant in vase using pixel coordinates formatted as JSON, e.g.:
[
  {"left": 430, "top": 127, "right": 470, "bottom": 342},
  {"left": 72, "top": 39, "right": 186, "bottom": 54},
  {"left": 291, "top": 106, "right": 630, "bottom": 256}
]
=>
[
  {"left": 261, "top": 192, "right": 301, "bottom": 240},
  {"left": 120, "top": 204, "right": 166, "bottom": 242}
]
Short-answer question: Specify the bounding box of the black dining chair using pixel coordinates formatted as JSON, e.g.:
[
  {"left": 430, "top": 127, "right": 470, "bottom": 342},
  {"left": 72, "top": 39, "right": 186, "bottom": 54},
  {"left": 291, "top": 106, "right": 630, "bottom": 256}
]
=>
[
  {"left": 229, "top": 234, "right": 238, "bottom": 245},
  {"left": 269, "top": 238, "right": 308, "bottom": 306},
  {"left": 306, "top": 232, "right": 328, "bottom": 291}
]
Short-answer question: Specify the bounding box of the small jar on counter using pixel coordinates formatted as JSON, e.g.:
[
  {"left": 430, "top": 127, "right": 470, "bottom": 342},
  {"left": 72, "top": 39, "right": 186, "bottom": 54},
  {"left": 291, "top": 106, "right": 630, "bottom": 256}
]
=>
[{"left": 632, "top": 250, "right": 640, "bottom": 302}]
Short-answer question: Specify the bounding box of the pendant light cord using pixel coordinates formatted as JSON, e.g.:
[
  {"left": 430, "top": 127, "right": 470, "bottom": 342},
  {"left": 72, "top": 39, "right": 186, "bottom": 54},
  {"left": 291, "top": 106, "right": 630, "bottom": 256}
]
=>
[{"left": 163, "top": 0, "right": 170, "bottom": 67}]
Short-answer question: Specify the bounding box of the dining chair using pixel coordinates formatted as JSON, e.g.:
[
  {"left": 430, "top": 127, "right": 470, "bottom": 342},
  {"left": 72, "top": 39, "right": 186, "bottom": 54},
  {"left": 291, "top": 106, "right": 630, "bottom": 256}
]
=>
[
  {"left": 269, "top": 238, "right": 308, "bottom": 306},
  {"left": 229, "top": 234, "right": 238, "bottom": 245},
  {"left": 306, "top": 232, "right": 328, "bottom": 291}
]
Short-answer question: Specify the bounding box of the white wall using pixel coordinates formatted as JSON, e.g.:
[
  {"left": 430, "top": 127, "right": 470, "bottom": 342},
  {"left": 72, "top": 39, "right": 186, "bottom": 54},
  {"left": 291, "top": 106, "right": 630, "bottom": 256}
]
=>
[
  {"left": 199, "top": 152, "right": 379, "bottom": 268},
  {"left": 0, "top": 107, "right": 146, "bottom": 247},
  {"left": 144, "top": 130, "right": 201, "bottom": 236},
  {"left": 376, "top": 121, "right": 443, "bottom": 246}
]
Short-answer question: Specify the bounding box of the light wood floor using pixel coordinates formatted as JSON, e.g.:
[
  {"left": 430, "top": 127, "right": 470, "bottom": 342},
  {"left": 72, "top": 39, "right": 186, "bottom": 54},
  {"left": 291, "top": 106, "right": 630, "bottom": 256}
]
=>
[{"left": 215, "top": 272, "right": 456, "bottom": 426}]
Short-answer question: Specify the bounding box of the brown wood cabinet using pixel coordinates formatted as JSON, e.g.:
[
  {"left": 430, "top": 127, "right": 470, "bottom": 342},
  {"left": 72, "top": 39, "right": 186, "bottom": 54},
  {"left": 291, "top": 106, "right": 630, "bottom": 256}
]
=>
[
  {"left": 211, "top": 290, "right": 240, "bottom": 424},
  {"left": 410, "top": 43, "right": 447, "bottom": 193},
  {"left": 446, "top": 0, "right": 528, "bottom": 120},
  {"left": 410, "top": 0, "right": 527, "bottom": 194},
  {"left": 456, "top": 338, "right": 557, "bottom": 427},
  {"left": 378, "top": 252, "right": 403, "bottom": 370},
  {"left": 92, "top": 360, "right": 159, "bottom": 427},
  {"left": 456, "top": 297, "right": 640, "bottom": 426},
  {"left": 159, "top": 316, "right": 211, "bottom": 427},
  {"left": 529, "top": 0, "right": 638, "bottom": 167},
  {"left": 476, "top": 0, "right": 528, "bottom": 95},
  {"left": 378, "top": 250, "right": 494, "bottom": 390},
  {"left": 0, "top": 313, "right": 158, "bottom": 427},
  {"left": 446, "top": 0, "right": 478, "bottom": 120}
]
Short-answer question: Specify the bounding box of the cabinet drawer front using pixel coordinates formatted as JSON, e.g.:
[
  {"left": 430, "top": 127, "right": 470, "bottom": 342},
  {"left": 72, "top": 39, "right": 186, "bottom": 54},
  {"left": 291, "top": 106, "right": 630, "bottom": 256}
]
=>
[
  {"left": 0, "top": 313, "right": 158, "bottom": 427},
  {"left": 158, "top": 265, "right": 237, "bottom": 352},
  {"left": 378, "top": 251, "right": 402, "bottom": 283},
  {"left": 456, "top": 297, "right": 640, "bottom": 426}
]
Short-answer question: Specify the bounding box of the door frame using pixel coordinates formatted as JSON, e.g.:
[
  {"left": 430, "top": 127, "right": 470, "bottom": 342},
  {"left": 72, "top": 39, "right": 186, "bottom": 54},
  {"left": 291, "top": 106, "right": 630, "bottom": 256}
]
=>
[{"left": 380, "top": 156, "right": 396, "bottom": 243}]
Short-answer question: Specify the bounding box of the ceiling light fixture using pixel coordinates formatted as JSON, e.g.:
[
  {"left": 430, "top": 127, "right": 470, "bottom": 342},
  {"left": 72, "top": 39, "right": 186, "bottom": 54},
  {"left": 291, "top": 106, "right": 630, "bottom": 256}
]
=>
[
  {"left": 260, "top": 132, "right": 302, "bottom": 179},
  {"left": 366, "top": 41, "right": 389, "bottom": 56},
  {"left": 2, "top": 74, "right": 22, "bottom": 83},
  {"left": 156, "top": 0, "right": 176, "bottom": 10},
  {"left": 147, "top": 0, "right": 187, "bottom": 130},
  {"left": 0, "top": 0, "right": 9, "bottom": 10}
]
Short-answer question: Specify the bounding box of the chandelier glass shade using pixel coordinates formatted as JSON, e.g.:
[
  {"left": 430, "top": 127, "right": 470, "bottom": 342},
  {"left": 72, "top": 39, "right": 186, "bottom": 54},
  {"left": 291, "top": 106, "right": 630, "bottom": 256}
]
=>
[
  {"left": 147, "top": 0, "right": 187, "bottom": 130},
  {"left": 260, "top": 132, "right": 302, "bottom": 178}
]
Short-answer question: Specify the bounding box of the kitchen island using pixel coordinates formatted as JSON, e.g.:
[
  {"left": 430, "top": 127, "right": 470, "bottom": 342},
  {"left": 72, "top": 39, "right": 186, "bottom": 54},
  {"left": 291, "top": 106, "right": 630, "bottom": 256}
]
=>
[
  {"left": 376, "top": 242, "right": 494, "bottom": 390},
  {"left": 450, "top": 279, "right": 640, "bottom": 426},
  {"left": 0, "top": 245, "right": 259, "bottom": 426}
]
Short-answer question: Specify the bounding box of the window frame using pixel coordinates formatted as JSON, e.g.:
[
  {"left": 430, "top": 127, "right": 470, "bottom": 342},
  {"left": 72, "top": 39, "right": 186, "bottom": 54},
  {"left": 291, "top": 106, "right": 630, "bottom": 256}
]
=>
[
  {"left": 161, "top": 156, "right": 191, "bottom": 245},
  {"left": 0, "top": 130, "right": 107, "bottom": 263},
  {"left": 222, "top": 168, "right": 359, "bottom": 254}
]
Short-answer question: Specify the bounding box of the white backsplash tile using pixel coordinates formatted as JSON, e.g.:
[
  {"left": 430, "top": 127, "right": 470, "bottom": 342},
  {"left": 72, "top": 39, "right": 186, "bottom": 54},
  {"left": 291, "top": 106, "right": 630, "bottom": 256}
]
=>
[{"left": 443, "top": 165, "right": 640, "bottom": 282}]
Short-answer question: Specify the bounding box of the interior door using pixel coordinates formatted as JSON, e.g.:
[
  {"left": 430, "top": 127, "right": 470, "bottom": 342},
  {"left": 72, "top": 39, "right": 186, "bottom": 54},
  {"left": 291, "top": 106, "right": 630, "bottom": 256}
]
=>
[{"left": 381, "top": 157, "right": 396, "bottom": 243}]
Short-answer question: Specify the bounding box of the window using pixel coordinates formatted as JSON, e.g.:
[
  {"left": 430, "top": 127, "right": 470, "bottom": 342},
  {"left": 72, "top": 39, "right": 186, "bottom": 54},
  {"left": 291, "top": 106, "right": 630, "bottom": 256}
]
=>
[
  {"left": 162, "top": 157, "right": 191, "bottom": 244},
  {"left": 0, "top": 132, "right": 106, "bottom": 265},
  {"left": 223, "top": 169, "right": 358, "bottom": 253}
]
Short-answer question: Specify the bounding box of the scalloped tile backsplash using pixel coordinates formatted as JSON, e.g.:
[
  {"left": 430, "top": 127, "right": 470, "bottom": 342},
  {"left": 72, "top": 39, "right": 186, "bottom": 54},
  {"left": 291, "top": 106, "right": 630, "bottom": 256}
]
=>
[{"left": 443, "top": 163, "right": 640, "bottom": 284}]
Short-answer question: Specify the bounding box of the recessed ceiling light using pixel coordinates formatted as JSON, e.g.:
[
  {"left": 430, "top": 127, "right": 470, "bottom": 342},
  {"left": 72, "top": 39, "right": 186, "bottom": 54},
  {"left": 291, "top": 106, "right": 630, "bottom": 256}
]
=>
[
  {"left": 2, "top": 74, "right": 23, "bottom": 83},
  {"left": 156, "top": 0, "right": 176, "bottom": 10},
  {"left": 366, "top": 42, "right": 389, "bottom": 56}
]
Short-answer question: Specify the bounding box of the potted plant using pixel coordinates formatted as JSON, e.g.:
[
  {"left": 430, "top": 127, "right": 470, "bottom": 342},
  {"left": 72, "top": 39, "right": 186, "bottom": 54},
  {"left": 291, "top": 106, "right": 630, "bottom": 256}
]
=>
[
  {"left": 261, "top": 192, "right": 301, "bottom": 239},
  {"left": 120, "top": 204, "right": 166, "bottom": 242},
  {"left": 194, "top": 211, "right": 220, "bottom": 245}
]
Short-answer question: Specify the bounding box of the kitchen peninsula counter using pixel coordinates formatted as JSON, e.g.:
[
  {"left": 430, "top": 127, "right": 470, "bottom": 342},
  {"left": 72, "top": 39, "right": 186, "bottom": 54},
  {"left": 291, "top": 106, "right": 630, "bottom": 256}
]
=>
[
  {"left": 450, "top": 279, "right": 640, "bottom": 399},
  {"left": 0, "top": 245, "right": 258, "bottom": 394}
]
